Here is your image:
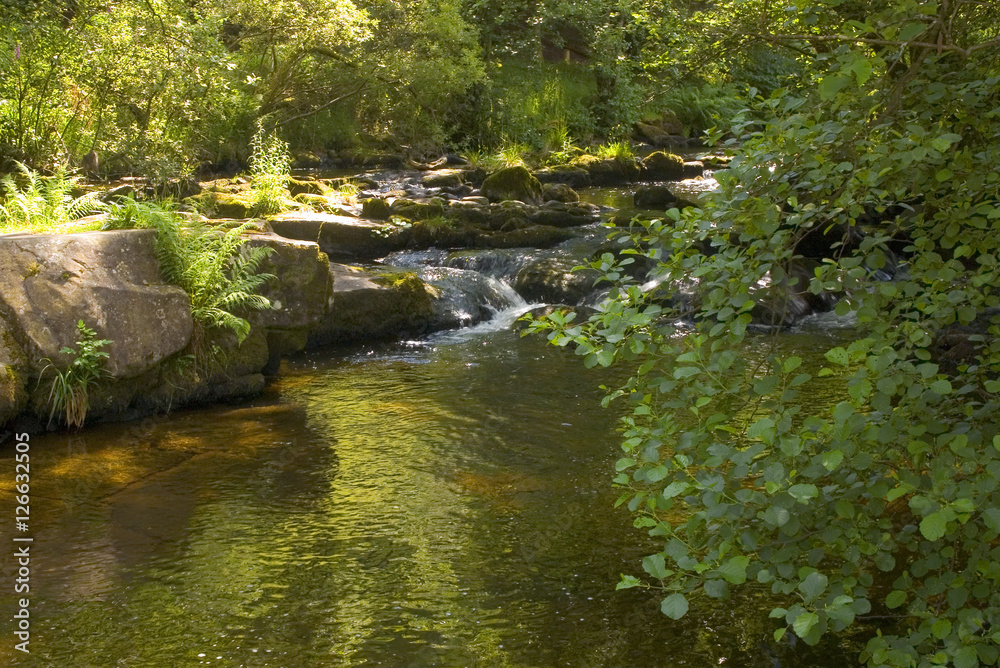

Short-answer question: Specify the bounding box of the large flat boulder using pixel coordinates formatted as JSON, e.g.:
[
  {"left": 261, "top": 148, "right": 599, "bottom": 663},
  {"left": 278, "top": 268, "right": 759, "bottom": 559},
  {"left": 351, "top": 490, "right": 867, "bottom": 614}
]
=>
[
  {"left": 268, "top": 212, "right": 395, "bottom": 260},
  {"left": 0, "top": 230, "right": 193, "bottom": 379}
]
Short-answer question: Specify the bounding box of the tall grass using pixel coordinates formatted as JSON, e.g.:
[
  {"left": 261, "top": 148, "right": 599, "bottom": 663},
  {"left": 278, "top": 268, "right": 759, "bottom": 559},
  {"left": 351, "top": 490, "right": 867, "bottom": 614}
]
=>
[{"left": 249, "top": 124, "right": 291, "bottom": 215}]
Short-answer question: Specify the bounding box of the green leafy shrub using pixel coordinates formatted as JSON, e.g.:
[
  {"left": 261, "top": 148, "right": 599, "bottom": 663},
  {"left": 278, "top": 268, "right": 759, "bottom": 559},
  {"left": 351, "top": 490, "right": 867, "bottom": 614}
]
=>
[
  {"left": 527, "top": 4, "right": 1000, "bottom": 666},
  {"left": 39, "top": 320, "right": 111, "bottom": 428},
  {"left": 654, "top": 84, "right": 747, "bottom": 137},
  {"left": 0, "top": 162, "right": 107, "bottom": 233}
]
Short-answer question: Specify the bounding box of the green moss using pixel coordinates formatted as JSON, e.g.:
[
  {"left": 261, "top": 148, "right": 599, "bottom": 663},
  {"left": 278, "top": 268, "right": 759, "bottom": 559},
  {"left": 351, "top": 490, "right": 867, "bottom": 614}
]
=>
[
  {"left": 24, "top": 261, "right": 43, "bottom": 279},
  {"left": 481, "top": 166, "right": 543, "bottom": 204}
]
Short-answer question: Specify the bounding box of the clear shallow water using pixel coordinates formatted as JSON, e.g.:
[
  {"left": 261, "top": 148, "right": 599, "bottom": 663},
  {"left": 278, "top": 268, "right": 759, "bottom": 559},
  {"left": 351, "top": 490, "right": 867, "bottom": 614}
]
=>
[{"left": 0, "top": 322, "right": 863, "bottom": 667}]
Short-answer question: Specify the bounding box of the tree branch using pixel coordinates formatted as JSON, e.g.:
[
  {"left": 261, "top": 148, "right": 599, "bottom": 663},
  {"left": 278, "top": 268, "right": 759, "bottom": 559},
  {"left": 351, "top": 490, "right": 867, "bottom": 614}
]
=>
[
  {"left": 754, "top": 32, "right": 1000, "bottom": 59},
  {"left": 274, "top": 82, "right": 367, "bottom": 127}
]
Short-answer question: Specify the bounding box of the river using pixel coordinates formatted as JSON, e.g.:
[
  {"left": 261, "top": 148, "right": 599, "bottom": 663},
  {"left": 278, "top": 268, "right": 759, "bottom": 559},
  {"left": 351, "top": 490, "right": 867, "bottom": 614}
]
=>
[{"left": 0, "top": 176, "right": 867, "bottom": 667}]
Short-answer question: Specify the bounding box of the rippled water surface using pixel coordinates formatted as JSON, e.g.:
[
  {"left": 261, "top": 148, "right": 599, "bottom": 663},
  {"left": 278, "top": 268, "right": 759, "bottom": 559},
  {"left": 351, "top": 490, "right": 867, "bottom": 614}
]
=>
[{"left": 0, "top": 321, "right": 864, "bottom": 667}]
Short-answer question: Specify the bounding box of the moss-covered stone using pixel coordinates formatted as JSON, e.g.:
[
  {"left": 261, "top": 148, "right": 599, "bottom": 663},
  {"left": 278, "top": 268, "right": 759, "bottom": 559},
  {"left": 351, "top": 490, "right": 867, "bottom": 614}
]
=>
[
  {"left": 422, "top": 169, "right": 465, "bottom": 189},
  {"left": 481, "top": 166, "right": 543, "bottom": 204},
  {"left": 288, "top": 177, "right": 326, "bottom": 196},
  {"left": 361, "top": 197, "right": 393, "bottom": 221},
  {"left": 641, "top": 151, "right": 686, "bottom": 180},
  {"left": 541, "top": 183, "right": 579, "bottom": 203},
  {"left": 186, "top": 191, "right": 255, "bottom": 218},
  {"left": 0, "top": 316, "right": 28, "bottom": 426},
  {"left": 390, "top": 197, "right": 446, "bottom": 221},
  {"left": 308, "top": 264, "right": 435, "bottom": 344},
  {"left": 533, "top": 165, "right": 592, "bottom": 188},
  {"left": 569, "top": 154, "right": 641, "bottom": 186}
]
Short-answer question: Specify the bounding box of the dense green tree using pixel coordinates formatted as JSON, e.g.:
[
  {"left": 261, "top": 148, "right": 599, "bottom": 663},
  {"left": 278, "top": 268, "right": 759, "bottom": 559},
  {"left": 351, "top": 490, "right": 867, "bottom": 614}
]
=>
[{"left": 531, "top": 0, "right": 1000, "bottom": 665}]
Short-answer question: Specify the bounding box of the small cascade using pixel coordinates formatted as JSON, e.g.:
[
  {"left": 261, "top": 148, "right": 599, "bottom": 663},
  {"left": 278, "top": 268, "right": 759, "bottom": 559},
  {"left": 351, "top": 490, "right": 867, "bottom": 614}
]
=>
[{"left": 417, "top": 266, "right": 529, "bottom": 331}]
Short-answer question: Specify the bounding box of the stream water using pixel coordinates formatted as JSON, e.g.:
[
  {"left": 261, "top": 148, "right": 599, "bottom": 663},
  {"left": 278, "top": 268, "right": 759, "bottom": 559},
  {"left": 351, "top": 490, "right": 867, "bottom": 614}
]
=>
[{"left": 0, "top": 177, "right": 867, "bottom": 667}]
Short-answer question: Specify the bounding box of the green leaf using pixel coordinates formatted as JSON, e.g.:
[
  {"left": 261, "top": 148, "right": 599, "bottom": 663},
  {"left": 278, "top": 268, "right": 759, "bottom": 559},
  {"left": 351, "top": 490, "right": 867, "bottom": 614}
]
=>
[
  {"left": 788, "top": 484, "right": 819, "bottom": 503},
  {"left": 885, "top": 590, "right": 906, "bottom": 609},
  {"left": 920, "top": 511, "right": 949, "bottom": 541},
  {"left": 897, "top": 23, "right": 926, "bottom": 42},
  {"left": 717, "top": 556, "right": 750, "bottom": 584},
  {"left": 661, "top": 593, "right": 689, "bottom": 620},
  {"left": 643, "top": 553, "right": 669, "bottom": 579},
  {"left": 799, "top": 572, "right": 828, "bottom": 599},
  {"left": 782, "top": 356, "right": 803, "bottom": 373},
  {"left": 822, "top": 450, "right": 843, "bottom": 470},
  {"left": 792, "top": 611, "right": 819, "bottom": 639},
  {"left": 982, "top": 508, "right": 1000, "bottom": 533},
  {"left": 616, "top": 575, "right": 641, "bottom": 590},
  {"left": 954, "top": 646, "right": 978, "bottom": 668},
  {"left": 704, "top": 578, "right": 729, "bottom": 598},
  {"left": 825, "top": 347, "right": 849, "bottom": 366},
  {"left": 931, "top": 619, "right": 952, "bottom": 639},
  {"left": 929, "top": 379, "right": 952, "bottom": 395},
  {"left": 819, "top": 74, "right": 850, "bottom": 100}
]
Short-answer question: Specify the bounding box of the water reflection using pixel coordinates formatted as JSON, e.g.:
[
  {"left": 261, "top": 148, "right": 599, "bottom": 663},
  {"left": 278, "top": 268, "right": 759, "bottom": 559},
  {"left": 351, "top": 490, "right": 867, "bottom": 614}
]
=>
[{"left": 1, "top": 326, "right": 862, "bottom": 667}]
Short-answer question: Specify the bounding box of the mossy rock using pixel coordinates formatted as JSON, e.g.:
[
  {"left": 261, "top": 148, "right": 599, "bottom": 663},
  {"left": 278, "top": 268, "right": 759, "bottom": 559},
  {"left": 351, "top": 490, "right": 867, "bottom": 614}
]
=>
[
  {"left": 533, "top": 165, "right": 592, "bottom": 189},
  {"left": 361, "top": 197, "right": 393, "bottom": 221},
  {"left": 390, "top": 197, "right": 446, "bottom": 221},
  {"left": 542, "top": 183, "right": 579, "bottom": 203},
  {"left": 569, "top": 155, "right": 641, "bottom": 186},
  {"left": 288, "top": 177, "right": 326, "bottom": 196},
  {"left": 422, "top": 170, "right": 465, "bottom": 189},
  {"left": 294, "top": 193, "right": 331, "bottom": 209},
  {"left": 403, "top": 218, "right": 480, "bottom": 248},
  {"left": 481, "top": 166, "right": 543, "bottom": 205},
  {"left": 308, "top": 265, "right": 435, "bottom": 345},
  {"left": 187, "top": 191, "right": 255, "bottom": 218},
  {"left": 292, "top": 150, "right": 325, "bottom": 169},
  {"left": 0, "top": 317, "right": 28, "bottom": 425},
  {"left": 641, "top": 151, "right": 686, "bottom": 180},
  {"left": 479, "top": 225, "right": 575, "bottom": 249}
]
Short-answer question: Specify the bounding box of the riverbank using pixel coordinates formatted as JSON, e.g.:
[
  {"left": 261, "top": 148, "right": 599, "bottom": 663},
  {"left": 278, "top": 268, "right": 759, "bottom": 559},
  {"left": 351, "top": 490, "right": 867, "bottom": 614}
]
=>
[{"left": 0, "top": 153, "right": 725, "bottom": 433}]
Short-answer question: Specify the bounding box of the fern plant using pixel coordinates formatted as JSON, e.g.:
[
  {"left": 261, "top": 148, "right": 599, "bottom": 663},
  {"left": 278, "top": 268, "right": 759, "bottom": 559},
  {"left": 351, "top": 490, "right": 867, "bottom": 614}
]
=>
[
  {"left": 0, "top": 161, "right": 107, "bottom": 233},
  {"left": 38, "top": 320, "right": 111, "bottom": 428},
  {"left": 105, "top": 199, "right": 275, "bottom": 345}
]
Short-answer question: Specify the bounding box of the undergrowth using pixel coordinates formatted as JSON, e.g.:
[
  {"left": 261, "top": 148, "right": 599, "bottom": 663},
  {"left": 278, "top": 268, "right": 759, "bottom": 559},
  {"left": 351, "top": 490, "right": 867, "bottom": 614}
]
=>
[{"left": 0, "top": 162, "right": 107, "bottom": 233}]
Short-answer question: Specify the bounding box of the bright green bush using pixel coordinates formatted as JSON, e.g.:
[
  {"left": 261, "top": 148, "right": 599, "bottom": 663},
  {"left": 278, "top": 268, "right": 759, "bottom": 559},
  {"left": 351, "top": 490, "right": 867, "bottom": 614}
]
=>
[{"left": 528, "top": 2, "right": 1000, "bottom": 665}]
